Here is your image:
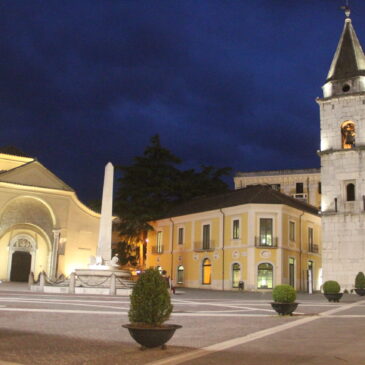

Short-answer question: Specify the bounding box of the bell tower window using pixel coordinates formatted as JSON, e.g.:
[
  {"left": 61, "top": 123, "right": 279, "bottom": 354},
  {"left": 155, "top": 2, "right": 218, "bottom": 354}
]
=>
[
  {"left": 341, "top": 121, "right": 356, "bottom": 149},
  {"left": 346, "top": 183, "right": 355, "bottom": 201}
]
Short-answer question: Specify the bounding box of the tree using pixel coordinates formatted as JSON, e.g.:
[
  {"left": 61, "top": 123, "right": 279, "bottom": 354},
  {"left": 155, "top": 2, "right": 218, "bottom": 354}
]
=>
[
  {"left": 115, "top": 135, "right": 182, "bottom": 241},
  {"left": 114, "top": 134, "right": 231, "bottom": 243},
  {"left": 113, "top": 241, "right": 139, "bottom": 267}
]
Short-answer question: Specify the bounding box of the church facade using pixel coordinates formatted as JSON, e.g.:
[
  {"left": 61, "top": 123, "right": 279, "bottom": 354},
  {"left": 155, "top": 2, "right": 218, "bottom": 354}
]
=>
[{"left": 0, "top": 150, "right": 100, "bottom": 282}]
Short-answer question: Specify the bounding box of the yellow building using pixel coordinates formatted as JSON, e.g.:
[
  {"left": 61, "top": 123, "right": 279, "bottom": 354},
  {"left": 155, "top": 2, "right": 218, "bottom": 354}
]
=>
[
  {"left": 146, "top": 185, "right": 321, "bottom": 292},
  {"left": 0, "top": 149, "right": 100, "bottom": 282}
]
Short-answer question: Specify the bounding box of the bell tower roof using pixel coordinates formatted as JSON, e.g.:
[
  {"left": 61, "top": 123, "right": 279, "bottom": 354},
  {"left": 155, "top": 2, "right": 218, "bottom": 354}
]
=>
[{"left": 327, "top": 14, "right": 365, "bottom": 82}]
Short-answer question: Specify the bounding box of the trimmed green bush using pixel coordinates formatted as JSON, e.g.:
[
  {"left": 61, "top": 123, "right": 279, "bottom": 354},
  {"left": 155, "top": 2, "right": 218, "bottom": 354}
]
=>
[
  {"left": 272, "top": 284, "right": 296, "bottom": 303},
  {"left": 128, "top": 268, "right": 173, "bottom": 327},
  {"left": 323, "top": 280, "right": 340, "bottom": 294},
  {"left": 355, "top": 272, "right": 365, "bottom": 289}
]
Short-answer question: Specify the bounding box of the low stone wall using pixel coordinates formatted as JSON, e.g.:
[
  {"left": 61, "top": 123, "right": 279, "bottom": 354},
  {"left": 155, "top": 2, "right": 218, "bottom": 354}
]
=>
[{"left": 29, "top": 269, "right": 134, "bottom": 296}]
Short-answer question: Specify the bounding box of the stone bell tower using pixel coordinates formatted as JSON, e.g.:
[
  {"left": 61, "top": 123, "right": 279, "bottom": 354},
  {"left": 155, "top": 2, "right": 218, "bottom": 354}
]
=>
[{"left": 318, "top": 6, "right": 365, "bottom": 290}]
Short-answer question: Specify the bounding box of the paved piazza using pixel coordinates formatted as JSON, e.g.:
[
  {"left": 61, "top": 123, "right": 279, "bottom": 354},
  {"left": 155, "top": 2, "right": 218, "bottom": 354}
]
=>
[{"left": 0, "top": 284, "right": 364, "bottom": 364}]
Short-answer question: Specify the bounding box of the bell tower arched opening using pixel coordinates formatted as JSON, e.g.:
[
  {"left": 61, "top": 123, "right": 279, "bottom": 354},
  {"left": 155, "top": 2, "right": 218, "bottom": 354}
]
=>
[{"left": 341, "top": 121, "right": 356, "bottom": 149}]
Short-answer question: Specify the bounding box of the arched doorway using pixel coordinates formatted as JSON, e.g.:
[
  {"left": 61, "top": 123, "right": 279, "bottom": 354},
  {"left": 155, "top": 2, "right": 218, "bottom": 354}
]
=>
[
  {"left": 257, "top": 262, "right": 273, "bottom": 289},
  {"left": 202, "top": 258, "right": 211, "bottom": 285},
  {"left": 10, "top": 251, "right": 31, "bottom": 282},
  {"left": 232, "top": 263, "right": 241, "bottom": 288},
  {"left": 7, "top": 235, "right": 37, "bottom": 281}
]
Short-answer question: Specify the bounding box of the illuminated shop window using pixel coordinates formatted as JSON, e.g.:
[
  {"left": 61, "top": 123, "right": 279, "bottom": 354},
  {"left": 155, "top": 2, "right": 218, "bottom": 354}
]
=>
[
  {"left": 232, "top": 263, "right": 241, "bottom": 288},
  {"left": 177, "top": 265, "right": 184, "bottom": 284},
  {"left": 257, "top": 263, "right": 273, "bottom": 289},
  {"left": 202, "top": 258, "right": 211, "bottom": 285}
]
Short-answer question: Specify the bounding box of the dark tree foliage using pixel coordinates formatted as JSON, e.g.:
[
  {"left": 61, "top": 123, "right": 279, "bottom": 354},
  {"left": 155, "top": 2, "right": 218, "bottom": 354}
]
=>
[
  {"left": 115, "top": 135, "right": 182, "bottom": 240},
  {"left": 115, "top": 134, "right": 231, "bottom": 241},
  {"left": 87, "top": 199, "right": 101, "bottom": 213},
  {"left": 112, "top": 241, "right": 139, "bottom": 267}
]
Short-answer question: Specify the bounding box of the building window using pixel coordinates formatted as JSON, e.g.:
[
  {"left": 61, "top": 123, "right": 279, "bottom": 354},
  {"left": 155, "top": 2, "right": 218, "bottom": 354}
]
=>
[
  {"left": 308, "top": 260, "right": 314, "bottom": 291},
  {"left": 296, "top": 183, "right": 304, "bottom": 194},
  {"left": 308, "top": 227, "right": 314, "bottom": 253},
  {"left": 202, "top": 224, "right": 210, "bottom": 249},
  {"left": 289, "top": 221, "right": 295, "bottom": 241},
  {"left": 270, "top": 184, "right": 281, "bottom": 192},
  {"left": 260, "top": 218, "right": 273, "bottom": 246},
  {"left": 157, "top": 231, "right": 163, "bottom": 253},
  {"left": 341, "top": 121, "right": 355, "bottom": 149},
  {"left": 289, "top": 258, "right": 295, "bottom": 288},
  {"left": 177, "top": 265, "right": 184, "bottom": 284},
  {"left": 156, "top": 266, "right": 162, "bottom": 275},
  {"left": 202, "top": 258, "right": 211, "bottom": 285},
  {"left": 257, "top": 263, "right": 273, "bottom": 289},
  {"left": 318, "top": 182, "right": 322, "bottom": 194},
  {"left": 232, "top": 263, "right": 241, "bottom": 288},
  {"left": 178, "top": 227, "right": 184, "bottom": 245},
  {"left": 346, "top": 183, "right": 355, "bottom": 201},
  {"left": 232, "top": 219, "right": 240, "bottom": 239}
]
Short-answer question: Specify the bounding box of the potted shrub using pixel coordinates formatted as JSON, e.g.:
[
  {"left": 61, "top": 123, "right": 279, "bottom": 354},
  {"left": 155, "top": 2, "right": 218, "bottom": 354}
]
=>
[
  {"left": 271, "top": 284, "right": 298, "bottom": 316},
  {"left": 323, "top": 280, "right": 342, "bottom": 302},
  {"left": 354, "top": 272, "right": 365, "bottom": 296},
  {"left": 122, "top": 268, "right": 181, "bottom": 349}
]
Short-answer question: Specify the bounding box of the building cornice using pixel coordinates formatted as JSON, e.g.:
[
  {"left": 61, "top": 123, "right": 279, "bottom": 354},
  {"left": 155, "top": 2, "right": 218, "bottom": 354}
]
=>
[{"left": 316, "top": 91, "right": 365, "bottom": 104}]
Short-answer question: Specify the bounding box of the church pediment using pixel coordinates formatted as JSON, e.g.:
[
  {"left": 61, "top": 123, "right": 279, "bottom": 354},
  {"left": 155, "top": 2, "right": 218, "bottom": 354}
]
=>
[{"left": 0, "top": 161, "right": 74, "bottom": 191}]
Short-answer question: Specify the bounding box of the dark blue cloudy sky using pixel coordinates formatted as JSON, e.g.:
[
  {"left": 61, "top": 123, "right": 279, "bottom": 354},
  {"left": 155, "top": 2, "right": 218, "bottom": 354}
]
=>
[{"left": 0, "top": 0, "right": 364, "bottom": 201}]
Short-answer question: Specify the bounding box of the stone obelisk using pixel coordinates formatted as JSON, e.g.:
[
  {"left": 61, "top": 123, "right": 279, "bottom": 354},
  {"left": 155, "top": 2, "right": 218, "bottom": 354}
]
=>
[{"left": 96, "top": 162, "right": 114, "bottom": 264}]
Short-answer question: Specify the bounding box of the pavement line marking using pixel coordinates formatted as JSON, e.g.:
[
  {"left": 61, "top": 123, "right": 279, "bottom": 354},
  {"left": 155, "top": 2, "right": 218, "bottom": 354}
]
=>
[
  {"left": 328, "top": 315, "right": 365, "bottom": 318},
  {"left": 0, "top": 308, "right": 273, "bottom": 317},
  {"left": 0, "top": 297, "right": 130, "bottom": 304},
  {"left": 0, "top": 298, "right": 127, "bottom": 311},
  {"left": 146, "top": 300, "right": 365, "bottom": 365},
  {"left": 0, "top": 308, "right": 128, "bottom": 315},
  {"left": 0, "top": 360, "right": 24, "bottom": 365}
]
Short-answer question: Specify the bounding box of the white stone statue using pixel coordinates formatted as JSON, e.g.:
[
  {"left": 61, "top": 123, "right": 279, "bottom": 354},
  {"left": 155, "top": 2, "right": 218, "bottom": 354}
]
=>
[{"left": 110, "top": 253, "right": 120, "bottom": 267}]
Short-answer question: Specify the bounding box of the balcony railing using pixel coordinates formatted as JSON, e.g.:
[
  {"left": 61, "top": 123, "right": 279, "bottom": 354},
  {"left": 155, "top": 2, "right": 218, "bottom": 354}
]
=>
[
  {"left": 308, "top": 243, "right": 319, "bottom": 253},
  {"left": 194, "top": 240, "right": 215, "bottom": 252},
  {"left": 255, "top": 236, "right": 278, "bottom": 248},
  {"left": 151, "top": 245, "right": 164, "bottom": 254}
]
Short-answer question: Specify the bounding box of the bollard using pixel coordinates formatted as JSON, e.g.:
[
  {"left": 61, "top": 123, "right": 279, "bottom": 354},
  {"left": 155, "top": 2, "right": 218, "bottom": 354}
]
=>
[
  {"left": 39, "top": 271, "right": 45, "bottom": 291},
  {"left": 110, "top": 273, "right": 116, "bottom": 295},
  {"left": 69, "top": 272, "right": 75, "bottom": 294},
  {"left": 28, "top": 272, "right": 34, "bottom": 288}
]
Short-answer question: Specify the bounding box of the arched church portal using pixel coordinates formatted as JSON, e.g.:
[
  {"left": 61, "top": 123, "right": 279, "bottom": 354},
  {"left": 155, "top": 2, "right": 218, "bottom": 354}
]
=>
[{"left": 8, "top": 235, "right": 36, "bottom": 282}]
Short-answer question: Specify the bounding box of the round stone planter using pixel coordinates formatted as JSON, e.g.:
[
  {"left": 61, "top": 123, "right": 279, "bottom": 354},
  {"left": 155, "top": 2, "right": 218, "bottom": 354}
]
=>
[
  {"left": 271, "top": 302, "right": 298, "bottom": 316},
  {"left": 122, "top": 324, "right": 182, "bottom": 348},
  {"left": 324, "top": 293, "right": 343, "bottom": 302},
  {"left": 354, "top": 288, "right": 365, "bottom": 296}
]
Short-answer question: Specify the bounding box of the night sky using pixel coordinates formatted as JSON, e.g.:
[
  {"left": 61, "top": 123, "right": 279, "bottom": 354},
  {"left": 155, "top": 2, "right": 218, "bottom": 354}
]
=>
[{"left": 0, "top": 0, "right": 364, "bottom": 202}]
